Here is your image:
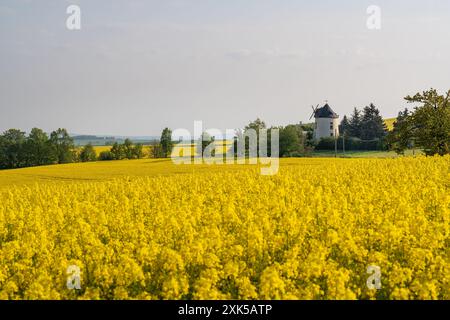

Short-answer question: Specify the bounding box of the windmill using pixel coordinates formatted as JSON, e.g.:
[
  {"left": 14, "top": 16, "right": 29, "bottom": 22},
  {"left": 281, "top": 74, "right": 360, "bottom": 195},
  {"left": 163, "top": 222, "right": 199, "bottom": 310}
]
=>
[
  {"left": 309, "top": 104, "right": 319, "bottom": 120},
  {"left": 310, "top": 101, "right": 339, "bottom": 140}
]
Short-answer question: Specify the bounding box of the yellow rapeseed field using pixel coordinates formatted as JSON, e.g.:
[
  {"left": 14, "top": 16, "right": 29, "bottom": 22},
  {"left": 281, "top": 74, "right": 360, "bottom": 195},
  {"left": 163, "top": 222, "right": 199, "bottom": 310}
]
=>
[
  {"left": 0, "top": 156, "right": 448, "bottom": 299},
  {"left": 86, "top": 140, "right": 231, "bottom": 157}
]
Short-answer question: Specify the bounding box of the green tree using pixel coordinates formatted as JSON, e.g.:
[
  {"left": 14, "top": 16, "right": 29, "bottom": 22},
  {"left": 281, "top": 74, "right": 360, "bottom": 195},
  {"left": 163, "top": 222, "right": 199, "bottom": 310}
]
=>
[
  {"left": 160, "top": 128, "right": 173, "bottom": 158},
  {"left": 123, "top": 139, "right": 134, "bottom": 159},
  {"left": 339, "top": 115, "right": 350, "bottom": 136},
  {"left": 234, "top": 118, "right": 267, "bottom": 157},
  {"left": 405, "top": 89, "right": 450, "bottom": 155},
  {"left": 79, "top": 143, "right": 97, "bottom": 162},
  {"left": 24, "top": 128, "right": 56, "bottom": 166},
  {"left": 151, "top": 144, "right": 164, "bottom": 158},
  {"left": 360, "top": 104, "right": 387, "bottom": 140},
  {"left": 279, "top": 124, "right": 304, "bottom": 157},
  {"left": 386, "top": 108, "right": 413, "bottom": 155},
  {"left": 197, "top": 132, "right": 215, "bottom": 157},
  {"left": 132, "top": 143, "right": 144, "bottom": 159},
  {"left": 110, "top": 142, "right": 125, "bottom": 160},
  {"left": 0, "top": 129, "right": 27, "bottom": 169},
  {"left": 49, "top": 128, "right": 75, "bottom": 164},
  {"left": 98, "top": 150, "right": 114, "bottom": 161},
  {"left": 245, "top": 118, "right": 266, "bottom": 132},
  {"left": 348, "top": 108, "right": 362, "bottom": 138}
]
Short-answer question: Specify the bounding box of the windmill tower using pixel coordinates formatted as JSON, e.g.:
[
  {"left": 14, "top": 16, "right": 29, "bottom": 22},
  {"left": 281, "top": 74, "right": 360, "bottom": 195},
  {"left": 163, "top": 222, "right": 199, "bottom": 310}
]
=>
[{"left": 309, "top": 102, "right": 340, "bottom": 140}]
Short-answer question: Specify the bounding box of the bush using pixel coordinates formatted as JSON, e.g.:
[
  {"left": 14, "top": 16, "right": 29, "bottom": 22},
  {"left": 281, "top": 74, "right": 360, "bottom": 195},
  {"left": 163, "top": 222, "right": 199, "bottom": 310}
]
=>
[
  {"left": 79, "top": 144, "right": 97, "bottom": 162},
  {"left": 99, "top": 151, "right": 114, "bottom": 161},
  {"left": 151, "top": 144, "right": 165, "bottom": 158},
  {"left": 315, "top": 137, "right": 386, "bottom": 151}
]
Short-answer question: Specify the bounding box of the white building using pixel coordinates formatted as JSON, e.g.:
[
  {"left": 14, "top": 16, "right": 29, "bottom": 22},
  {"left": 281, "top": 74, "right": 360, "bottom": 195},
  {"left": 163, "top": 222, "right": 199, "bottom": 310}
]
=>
[{"left": 313, "top": 103, "right": 340, "bottom": 140}]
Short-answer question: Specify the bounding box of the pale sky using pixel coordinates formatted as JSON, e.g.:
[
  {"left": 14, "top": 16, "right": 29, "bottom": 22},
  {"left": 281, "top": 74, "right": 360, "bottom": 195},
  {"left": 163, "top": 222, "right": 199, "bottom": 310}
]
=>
[{"left": 1, "top": 0, "right": 449, "bottom": 135}]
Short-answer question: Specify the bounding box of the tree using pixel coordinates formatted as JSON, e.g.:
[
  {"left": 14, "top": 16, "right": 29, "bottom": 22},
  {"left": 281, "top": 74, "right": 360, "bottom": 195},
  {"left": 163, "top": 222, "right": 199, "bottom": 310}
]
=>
[
  {"left": 0, "top": 129, "right": 27, "bottom": 169},
  {"left": 360, "top": 103, "right": 387, "bottom": 140},
  {"left": 197, "top": 132, "right": 215, "bottom": 157},
  {"left": 160, "top": 128, "right": 173, "bottom": 158},
  {"left": 110, "top": 142, "right": 125, "bottom": 160},
  {"left": 49, "top": 128, "right": 75, "bottom": 164},
  {"left": 98, "top": 150, "right": 114, "bottom": 161},
  {"left": 339, "top": 115, "right": 350, "bottom": 136},
  {"left": 386, "top": 108, "right": 413, "bottom": 155},
  {"left": 79, "top": 143, "right": 97, "bottom": 162},
  {"left": 132, "top": 143, "right": 144, "bottom": 159},
  {"left": 151, "top": 144, "right": 164, "bottom": 158},
  {"left": 123, "top": 139, "right": 134, "bottom": 159},
  {"left": 405, "top": 89, "right": 450, "bottom": 155},
  {"left": 279, "top": 124, "right": 304, "bottom": 157},
  {"left": 234, "top": 118, "right": 267, "bottom": 157},
  {"left": 348, "top": 108, "right": 362, "bottom": 138},
  {"left": 245, "top": 118, "right": 266, "bottom": 132},
  {"left": 24, "top": 128, "right": 56, "bottom": 166}
]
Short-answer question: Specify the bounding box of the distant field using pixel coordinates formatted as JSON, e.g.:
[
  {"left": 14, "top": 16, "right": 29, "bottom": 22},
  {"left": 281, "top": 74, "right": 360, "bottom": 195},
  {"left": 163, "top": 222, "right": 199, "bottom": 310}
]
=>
[
  {"left": 86, "top": 141, "right": 232, "bottom": 156},
  {"left": 173, "top": 140, "right": 232, "bottom": 157},
  {"left": 311, "top": 149, "right": 422, "bottom": 158},
  {"left": 92, "top": 146, "right": 113, "bottom": 155},
  {"left": 384, "top": 118, "right": 396, "bottom": 131}
]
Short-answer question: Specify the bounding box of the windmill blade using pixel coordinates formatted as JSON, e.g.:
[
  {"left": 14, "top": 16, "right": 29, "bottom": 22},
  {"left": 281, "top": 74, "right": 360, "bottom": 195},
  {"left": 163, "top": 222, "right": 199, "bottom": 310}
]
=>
[{"left": 309, "top": 105, "right": 318, "bottom": 120}]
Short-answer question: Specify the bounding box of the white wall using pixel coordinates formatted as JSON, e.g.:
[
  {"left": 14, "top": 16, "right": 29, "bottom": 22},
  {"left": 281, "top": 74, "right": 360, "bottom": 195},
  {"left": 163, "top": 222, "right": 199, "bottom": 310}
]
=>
[{"left": 314, "top": 118, "right": 340, "bottom": 140}]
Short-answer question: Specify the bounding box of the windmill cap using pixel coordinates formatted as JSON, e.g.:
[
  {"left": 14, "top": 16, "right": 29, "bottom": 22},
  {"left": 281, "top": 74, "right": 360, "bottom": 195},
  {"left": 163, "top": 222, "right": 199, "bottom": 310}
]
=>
[{"left": 315, "top": 104, "right": 339, "bottom": 118}]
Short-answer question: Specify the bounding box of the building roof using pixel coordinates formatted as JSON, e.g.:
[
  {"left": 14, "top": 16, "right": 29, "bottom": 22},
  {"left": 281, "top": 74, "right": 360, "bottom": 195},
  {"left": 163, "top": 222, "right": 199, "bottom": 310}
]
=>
[{"left": 315, "top": 104, "right": 339, "bottom": 119}]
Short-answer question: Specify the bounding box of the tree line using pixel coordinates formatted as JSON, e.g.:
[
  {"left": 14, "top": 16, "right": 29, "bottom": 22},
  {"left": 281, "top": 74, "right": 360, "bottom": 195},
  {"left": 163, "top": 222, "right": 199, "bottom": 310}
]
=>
[
  {"left": 0, "top": 128, "right": 150, "bottom": 170},
  {"left": 1, "top": 88, "right": 447, "bottom": 170},
  {"left": 156, "top": 89, "right": 449, "bottom": 158},
  {"left": 313, "top": 103, "right": 388, "bottom": 151},
  {"left": 339, "top": 103, "right": 387, "bottom": 140},
  {"left": 0, "top": 128, "right": 75, "bottom": 169},
  {"left": 0, "top": 125, "right": 180, "bottom": 170},
  {"left": 231, "top": 118, "right": 314, "bottom": 158}
]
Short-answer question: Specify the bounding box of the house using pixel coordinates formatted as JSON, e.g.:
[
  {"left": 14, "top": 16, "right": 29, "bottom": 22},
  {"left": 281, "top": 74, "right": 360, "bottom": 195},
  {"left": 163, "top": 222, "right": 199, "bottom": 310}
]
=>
[{"left": 313, "top": 103, "right": 340, "bottom": 140}]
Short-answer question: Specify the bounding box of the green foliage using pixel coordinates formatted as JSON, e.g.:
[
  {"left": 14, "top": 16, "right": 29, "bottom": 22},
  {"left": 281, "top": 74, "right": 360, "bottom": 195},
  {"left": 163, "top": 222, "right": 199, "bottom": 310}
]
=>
[
  {"left": 386, "top": 109, "right": 414, "bottom": 155},
  {"left": 0, "top": 127, "right": 75, "bottom": 169},
  {"left": 160, "top": 128, "right": 173, "bottom": 158},
  {"left": 110, "top": 142, "right": 125, "bottom": 160},
  {"left": 0, "top": 129, "right": 27, "bottom": 169},
  {"left": 49, "top": 128, "right": 75, "bottom": 164},
  {"left": 197, "top": 132, "right": 215, "bottom": 157},
  {"left": 24, "top": 128, "right": 56, "bottom": 166},
  {"left": 339, "top": 115, "right": 350, "bottom": 135},
  {"left": 316, "top": 137, "right": 385, "bottom": 151},
  {"left": 151, "top": 144, "right": 165, "bottom": 158},
  {"left": 348, "top": 108, "right": 362, "bottom": 138},
  {"left": 123, "top": 139, "right": 134, "bottom": 159},
  {"left": 98, "top": 151, "right": 115, "bottom": 161},
  {"left": 404, "top": 89, "right": 450, "bottom": 156},
  {"left": 245, "top": 118, "right": 266, "bottom": 132},
  {"left": 132, "top": 143, "right": 145, "bottom": 159},
  {"left": 279, "top": 124, "right": 305, "bottom": 157},
  {"left": 340, "top": 104, "right": 387, "bottom": 151},
  {"left": 234, "top": 118, "right": 267, "bottom": 157},
  {"left": 234, "top": 119, "right": 311, "bottom": 158},
  {"left": 79, "top": 144, "right": 97, "bottom": 162},
  {"left": 360, "top": 104, "right": 388, "bottom": 140}
]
